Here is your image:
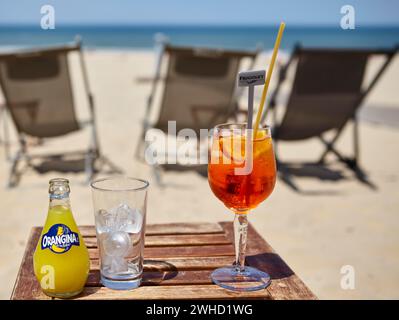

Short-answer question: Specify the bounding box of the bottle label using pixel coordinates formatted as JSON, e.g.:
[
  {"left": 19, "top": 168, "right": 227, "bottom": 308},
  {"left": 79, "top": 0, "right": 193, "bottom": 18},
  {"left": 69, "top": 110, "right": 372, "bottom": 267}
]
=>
[{"left": 41, "top": 224, "right": 80, "bottom": 254}]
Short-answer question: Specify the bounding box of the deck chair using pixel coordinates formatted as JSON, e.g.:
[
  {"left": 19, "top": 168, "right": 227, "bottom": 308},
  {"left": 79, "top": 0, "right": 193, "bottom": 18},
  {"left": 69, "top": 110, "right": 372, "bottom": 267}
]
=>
[
  {"left": 136, "top": 42, "right": 259, "bottom": 183},
  {"left": 266, "top": 44, "right": 398, "bottom": 190},
  {"left": 0, "top": 38, "right": 115, "bottom": 187}
]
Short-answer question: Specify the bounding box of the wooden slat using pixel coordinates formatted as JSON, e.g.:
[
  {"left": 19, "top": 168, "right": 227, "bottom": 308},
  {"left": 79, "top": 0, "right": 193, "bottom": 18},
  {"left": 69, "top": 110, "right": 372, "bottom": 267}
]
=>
[
  {"left": 79, "top": 223, "right": 224, "bottom": 237},
  {"left": 88, "top": 244, "right": 235, "bottom": 259},
  {"left": 89, "top": 256, "right": 236, "bottom": 271},
  {"left": 219, "top": 222, "right": 317, "bottom": 300},
  {"left": 75, "top": 284, "right": 271, "bottom": 300},
  {"left": 87, "top": 270, "right": 215, "bottom": 286},
  {"left": 84, "top": 233, "right": 231, "bottom": 248}
]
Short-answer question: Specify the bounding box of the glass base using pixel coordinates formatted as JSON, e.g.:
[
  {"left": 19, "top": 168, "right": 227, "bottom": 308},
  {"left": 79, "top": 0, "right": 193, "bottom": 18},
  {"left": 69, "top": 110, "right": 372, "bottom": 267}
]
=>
[
  {"left": 211, "top": 266, "right": 271, "bottom": 292},
  {"left": 101, "top": 275, "right": 141, "bottom": 290}
]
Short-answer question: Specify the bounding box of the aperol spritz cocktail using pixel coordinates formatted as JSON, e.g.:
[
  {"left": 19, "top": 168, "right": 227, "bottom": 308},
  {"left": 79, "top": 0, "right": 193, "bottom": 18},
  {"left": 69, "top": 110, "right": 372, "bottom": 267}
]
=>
[
  {"left": 209, "top": 126, "right": 276, "bottom": 211},
  {"left": 208, "top": 123, "right": 277, "bottom": 291}
]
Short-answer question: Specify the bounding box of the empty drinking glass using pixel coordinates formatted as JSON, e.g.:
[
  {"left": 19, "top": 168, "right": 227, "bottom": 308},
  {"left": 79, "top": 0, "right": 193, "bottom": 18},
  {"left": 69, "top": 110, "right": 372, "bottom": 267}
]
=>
[{"left": 90, "top": 177, "right": 149, "bottom": 290}]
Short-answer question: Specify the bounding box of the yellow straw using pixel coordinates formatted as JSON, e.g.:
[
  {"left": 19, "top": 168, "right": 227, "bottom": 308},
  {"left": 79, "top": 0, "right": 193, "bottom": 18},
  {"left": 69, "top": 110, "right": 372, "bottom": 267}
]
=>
[{"left": 254, "top": 22, "right": 285, "bottom": 137}]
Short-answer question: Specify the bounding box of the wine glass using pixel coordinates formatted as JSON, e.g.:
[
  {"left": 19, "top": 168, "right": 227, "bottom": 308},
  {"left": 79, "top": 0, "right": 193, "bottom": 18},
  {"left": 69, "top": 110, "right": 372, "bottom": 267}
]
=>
[{"left": 208, "top": 123, "right": 276, "bottom": 291}]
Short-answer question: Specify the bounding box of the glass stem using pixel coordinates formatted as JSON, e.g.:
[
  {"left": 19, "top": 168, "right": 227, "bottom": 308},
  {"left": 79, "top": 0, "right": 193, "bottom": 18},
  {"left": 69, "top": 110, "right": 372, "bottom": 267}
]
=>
[{"left": 233, "top": 212, "right": 248, "bottom": 273}]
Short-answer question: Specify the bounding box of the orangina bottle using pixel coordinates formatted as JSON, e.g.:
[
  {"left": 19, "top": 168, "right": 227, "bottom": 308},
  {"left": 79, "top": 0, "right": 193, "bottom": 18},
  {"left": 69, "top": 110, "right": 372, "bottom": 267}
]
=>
[{"left": 33, "top": 178, "right": 89, "bottom": 298}]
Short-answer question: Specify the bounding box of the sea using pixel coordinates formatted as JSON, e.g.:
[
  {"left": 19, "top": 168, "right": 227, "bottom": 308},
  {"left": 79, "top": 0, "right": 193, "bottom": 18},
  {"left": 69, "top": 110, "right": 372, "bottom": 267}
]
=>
[{"left": 0, "top": 25, "right": 398, "bottom": 52}]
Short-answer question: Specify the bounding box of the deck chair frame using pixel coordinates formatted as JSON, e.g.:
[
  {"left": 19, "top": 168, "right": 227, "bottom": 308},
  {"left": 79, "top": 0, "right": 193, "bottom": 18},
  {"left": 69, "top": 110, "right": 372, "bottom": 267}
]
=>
[
  {"left": 0, "top": 101, "right": 11, "bottom": 160},
  {"left": 267, "top": 44, "right": 397, "bottom": 189},
  {"left": 0, "top": 38, "right": 117, "bottom": 187},
  {"left": 135, "top": 40, "right": 260, "bottom": 184}
]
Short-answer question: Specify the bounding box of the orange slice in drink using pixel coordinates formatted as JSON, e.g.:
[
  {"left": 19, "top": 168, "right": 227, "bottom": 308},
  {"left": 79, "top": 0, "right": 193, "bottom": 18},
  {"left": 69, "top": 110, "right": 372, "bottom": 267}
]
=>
[
  {"left": 218, "top": 134, "right": 245, "bottom": 164},
  {"left": 218, "top": 130, "right": 271, "bottom": 164}
]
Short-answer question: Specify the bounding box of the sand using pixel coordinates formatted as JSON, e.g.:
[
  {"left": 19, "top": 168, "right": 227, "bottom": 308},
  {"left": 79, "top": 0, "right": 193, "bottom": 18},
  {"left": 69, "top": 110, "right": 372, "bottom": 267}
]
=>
[{"left": 0, "top": 50, "right": 398, "bottom": 299}]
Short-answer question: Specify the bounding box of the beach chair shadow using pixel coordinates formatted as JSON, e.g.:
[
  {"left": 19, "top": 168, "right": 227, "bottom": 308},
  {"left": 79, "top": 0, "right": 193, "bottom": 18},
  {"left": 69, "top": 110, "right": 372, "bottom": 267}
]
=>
[
  {"left": 278, "top": 161, "right": 345, "bottom": 194},
  {"left": 163, "top": 163, "right": 208, "bottom": 177},
  {"left": 278, "top": 163, "right": 377, "bottom": 194},
  {"left": 31, "top": 152, "right": 121, "bottom": 177},
  {"left": 266, "top": 44, "right": 398, "bottom": 193}
]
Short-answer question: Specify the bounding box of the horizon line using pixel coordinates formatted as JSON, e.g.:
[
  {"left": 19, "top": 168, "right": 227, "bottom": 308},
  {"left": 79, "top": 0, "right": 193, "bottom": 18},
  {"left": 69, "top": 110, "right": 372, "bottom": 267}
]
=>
[{"left": 1, "top": 22, "right": 399, "bottom": 28}]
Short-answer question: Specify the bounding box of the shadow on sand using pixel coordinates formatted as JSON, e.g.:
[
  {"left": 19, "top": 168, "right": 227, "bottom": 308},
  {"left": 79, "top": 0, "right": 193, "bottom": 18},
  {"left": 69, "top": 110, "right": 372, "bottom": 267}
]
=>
[
  {"left": 277, "top": 161, "right": 378, "bottom": 194},
  {"left": 31, "top": 154, "right": 122, "bottom": 175},
  {"left": 151, "top": 159, "right": 377, "bottom": 195}
]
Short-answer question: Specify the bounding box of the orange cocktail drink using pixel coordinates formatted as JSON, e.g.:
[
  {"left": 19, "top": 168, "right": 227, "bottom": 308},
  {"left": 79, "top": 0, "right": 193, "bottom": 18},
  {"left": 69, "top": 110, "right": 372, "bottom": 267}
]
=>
[
  {"left": 207, "top": 123, "right": 277, "bottom": 291},
  {"left": 208, "top": 125, "right": 276, "bottom": 212}
]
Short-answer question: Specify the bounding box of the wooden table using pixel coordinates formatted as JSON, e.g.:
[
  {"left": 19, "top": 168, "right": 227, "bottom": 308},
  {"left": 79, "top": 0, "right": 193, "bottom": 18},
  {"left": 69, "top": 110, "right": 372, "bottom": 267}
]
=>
[{"left": 11, "top": 222, "right": 316, "bottom": 300}]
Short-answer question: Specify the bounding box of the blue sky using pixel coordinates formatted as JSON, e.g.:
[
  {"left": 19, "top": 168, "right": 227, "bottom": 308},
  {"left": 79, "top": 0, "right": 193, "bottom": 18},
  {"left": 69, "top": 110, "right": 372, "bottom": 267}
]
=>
[{"left": 0, "top": 0, "right": 398, "bottom": 26}]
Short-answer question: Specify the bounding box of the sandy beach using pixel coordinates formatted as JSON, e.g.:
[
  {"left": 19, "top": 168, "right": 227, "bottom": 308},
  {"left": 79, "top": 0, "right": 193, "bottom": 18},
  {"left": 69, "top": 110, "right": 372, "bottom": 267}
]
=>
[{"left": 0, "top": 50, "right": 398, "bottom": 299}]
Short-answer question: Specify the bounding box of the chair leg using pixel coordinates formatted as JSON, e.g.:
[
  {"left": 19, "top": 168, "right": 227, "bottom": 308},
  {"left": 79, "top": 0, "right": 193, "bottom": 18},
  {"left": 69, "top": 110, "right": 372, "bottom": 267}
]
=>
[
  {"left": 4, "top": 132, "right": 11, "bottom": 162},
  {"left": 319, "top": 129, "right": 359, "bottom": 169},
  {"left": 318, "top": 120, "right": 359, "bottom": 167},
  {"left": 318, "top": 127, "right": 344, "bottom": 163},
  {"left": 318, "top": 137, "right": 330, "bottom": 164},
  {"left": 8, "top": 151, "right": 23, "bottom": 188},
  {"left": 1, "top": 106, "right": 11, "bottom": 161},
  {"left": 146, "top": 141, "right": 164, "bottom": 186},
  {"left": 319, "top": 136, "right": 349, "bottom": 164},
  {"left": 327, "top": 118, "right": 360, "bottom": 169},
  {"left": 353, "top": 115, "right": 359, "bottom": 167},
  {"left": 152, "top": 164, "right": 164, "bottom": 187},
  {"left": 318, "top": 130, "right": 375, "bottom": 189},
  {"left": 84, "top": 149, "right": 96, "bottom": 184},
  {"left": 135, "top": 123, "right": 149, "bottom": 162}
]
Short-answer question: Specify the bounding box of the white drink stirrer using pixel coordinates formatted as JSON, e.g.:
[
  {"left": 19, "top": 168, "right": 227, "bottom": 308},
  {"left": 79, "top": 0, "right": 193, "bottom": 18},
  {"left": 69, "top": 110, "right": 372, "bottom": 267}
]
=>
[{"left": 235, "top": 70, "right": 266, "bottom": 175}]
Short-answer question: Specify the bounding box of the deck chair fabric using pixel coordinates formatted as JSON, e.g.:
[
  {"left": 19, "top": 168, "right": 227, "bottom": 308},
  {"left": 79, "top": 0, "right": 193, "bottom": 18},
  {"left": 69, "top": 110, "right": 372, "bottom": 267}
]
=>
[
  {"left": 269, "top": 45, "right": 397, "bottom": 162},
  {"left": 275, "top": 50, "right": 370, "bottom": 140},
  {"left": 136, "top": 43, "right": 259, "bottom": 184},
  {"left": 266, "top": 45, "right": 397, "bottom": 191},
  {"left": 0, "top": 49, "right": 79, "bottom": 138},
  {"left": 0, "top": 40, "right": 103, "bottom": 187},
  {"left": 154, "top": 45, "right": 257, "bottom": 134}
]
